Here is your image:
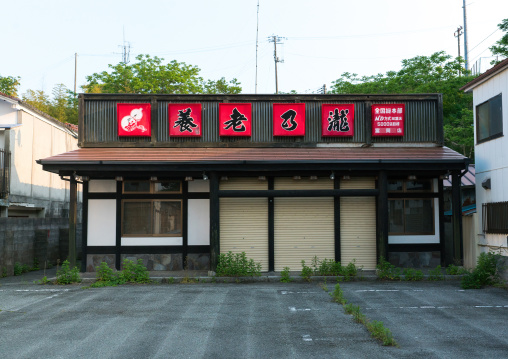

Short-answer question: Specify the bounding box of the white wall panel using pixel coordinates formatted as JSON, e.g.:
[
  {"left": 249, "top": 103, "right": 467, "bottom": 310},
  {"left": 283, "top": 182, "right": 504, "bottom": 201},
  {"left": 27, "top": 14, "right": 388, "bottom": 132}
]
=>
[
  {"left": 188, "top": 199, "right": 210, "bottom": 245},
  {"left": 188, "top": 180, "right": 210, "bottom": 193},
  {"left": 121, "top": 237, "right": 183, "bottom": 246},
  {"left": 88, "top": 199, "right": 116, "bottom": 246},
  {"left": 89, "top": 180, "right": 117, "bottom": 193}
]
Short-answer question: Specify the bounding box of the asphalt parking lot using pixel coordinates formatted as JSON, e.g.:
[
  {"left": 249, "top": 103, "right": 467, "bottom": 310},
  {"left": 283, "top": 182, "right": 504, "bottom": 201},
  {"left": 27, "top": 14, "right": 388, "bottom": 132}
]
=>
[{"left": 0, "top": 277, "right": 507, "bottom": 358}]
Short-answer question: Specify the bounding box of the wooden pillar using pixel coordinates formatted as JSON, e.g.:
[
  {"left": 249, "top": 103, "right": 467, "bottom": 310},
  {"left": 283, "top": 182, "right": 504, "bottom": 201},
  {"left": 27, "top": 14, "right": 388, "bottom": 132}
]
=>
[
  {"left": 451, "top": 171, "right": 463, "bottom": 265},
  {"left": 209, "top": 172, "right": 220, "bottom": 271},
  {"left": 376, "top": 171, "right": 388, "bottom": 262},
  {"left": 268, "top": 177, "right": 275, "bottom": 272},
  {"left": 68, "top": 176, "right": 77, "bottom": 268}
]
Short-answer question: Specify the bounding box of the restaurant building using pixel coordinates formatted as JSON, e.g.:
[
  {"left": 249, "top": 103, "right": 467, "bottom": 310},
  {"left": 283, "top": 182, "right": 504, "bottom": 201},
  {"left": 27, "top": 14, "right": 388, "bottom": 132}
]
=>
[{"left": 37, "top": 94, "right": 469, "bottom": 272}]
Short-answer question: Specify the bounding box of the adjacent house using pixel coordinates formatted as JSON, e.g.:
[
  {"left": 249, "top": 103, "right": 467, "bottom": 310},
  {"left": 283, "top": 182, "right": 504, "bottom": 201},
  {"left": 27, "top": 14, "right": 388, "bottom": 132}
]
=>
[
  {"left": 38, "top": 93, "right": 469, "bottom": 272},
  {"left": 0, "top": 92, "right": 80, "bottom": 274},
  {"left": 462, "top": 58, "right": 508, "bottom": 261}
]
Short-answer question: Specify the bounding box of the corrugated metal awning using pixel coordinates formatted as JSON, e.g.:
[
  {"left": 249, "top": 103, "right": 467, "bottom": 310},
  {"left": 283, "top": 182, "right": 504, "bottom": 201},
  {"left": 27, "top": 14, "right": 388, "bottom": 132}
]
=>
[{"left": 37, "top": 146, "right": 468, "bottom": 174}]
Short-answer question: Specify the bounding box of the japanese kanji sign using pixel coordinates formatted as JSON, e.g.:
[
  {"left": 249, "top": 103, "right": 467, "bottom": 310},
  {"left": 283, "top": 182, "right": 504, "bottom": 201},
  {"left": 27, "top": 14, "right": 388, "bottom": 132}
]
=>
[
  {"left": 117, "top": 103, "right": 151, "bottom": 137},
  {"left": 219, "top": 103, "right": 252, "bottom": 136},
  {"left": 372, "top": 104, "right": 405, "bottom": 137},
  {"left": 273, "top": 103, "right": 305, "bottom": 136},
  {"left": 169, "top": 104, "right": 202, "bottom": 137},
  {"left": 321, "top": 104, "right": 354, "bottom": 137}
]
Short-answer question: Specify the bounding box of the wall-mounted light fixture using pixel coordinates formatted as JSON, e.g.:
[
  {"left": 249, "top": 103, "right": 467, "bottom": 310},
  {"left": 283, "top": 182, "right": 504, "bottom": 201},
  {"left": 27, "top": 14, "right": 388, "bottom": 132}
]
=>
[
  {"left": 481, "top": 178, "right": 491, "bottom": 190},
  {"left": 329, "top": 172, "right": 335, "bottom": 180},
  {"left": 202, "top": 172, "right": 208, "bottom": 181}
]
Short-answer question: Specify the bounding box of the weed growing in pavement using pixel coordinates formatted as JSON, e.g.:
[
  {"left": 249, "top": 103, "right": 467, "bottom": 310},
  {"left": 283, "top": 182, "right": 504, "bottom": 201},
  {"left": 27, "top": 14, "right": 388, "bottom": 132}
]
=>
[
  {"left": 428, "top": 265, "right": 445, "bottom": 281},
  {"left": 34, "top": 276, "right": 51, "bottom": 285},
  {"left": 329, "top": 283, "right": 397, "bottom": 347},
  {"left": 1, "top": 267, "right": 7, "bottom": 278},
  {"left": 300, "top": 260, "right": 313, "bottom": 282},
  {"left": 167, "top": 277, "right": 175, "bottom": 284},
  {"left": 331, "top": 283, "right": 347, "bottom": 305},
  {"left": 446, "top": 264, "right": 468, "bottom": 275},
  {"left": 320, "top": 278, "right": 329, "bottom": 292},
  {"left": 367, "top": 320, "right": 397, "bottom": 346},
  {"left": 215, "top": 251, "right": 262, "bottom": 277},
  {"left": 56, "top": 260, "right": 81, "bottom": 284},
  {"left": 403, "top": 268, "right": 424, "bottom": 281},
  {"left": 280, "top": 267, "right": 292, "bottom": 283},
  {"left": 376, "top": 257, "right": 401, "bottom": 280},
  {"left": 461, "top": 252, "right": 504, "bottom": 289}
]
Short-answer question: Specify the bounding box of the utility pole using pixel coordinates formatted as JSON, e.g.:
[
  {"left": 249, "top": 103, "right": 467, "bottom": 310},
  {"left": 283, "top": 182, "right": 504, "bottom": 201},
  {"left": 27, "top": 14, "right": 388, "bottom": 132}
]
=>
[
  {"left": 268, "top": 35, "right": 285, "bottom": 94},
  {"left": 74, "top": 53, "right": 77, "bottom": 95},
  {"left": 463, "top": 0, "right": 469, "bottom": 71},
  {"left": 454, "top": 26, "right": 463, "bottom": 75},
  {"left": 255, "top": 0, "right": 259, "bottom": 94},
  {"left": 120, "top": 27, "right": 131, "bottom": 64}
]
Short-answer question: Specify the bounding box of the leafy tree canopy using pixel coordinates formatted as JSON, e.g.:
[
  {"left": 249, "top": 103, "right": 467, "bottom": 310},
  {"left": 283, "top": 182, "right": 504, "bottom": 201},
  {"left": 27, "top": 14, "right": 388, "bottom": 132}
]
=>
[
  {"left": 330, "top": 51, "right": 476, "bottom": 158},
  {"left": 490, "top": 18, "right": 508, "bottom": 64},
  {"left": 83, "top": 54, "right": 242, "bottom": 94},
  {"left": 0, "top": 74, "right": 21, "bottom": 97},
  {"left": 22, "top": 84, "right": 78, "bottom": 125}
]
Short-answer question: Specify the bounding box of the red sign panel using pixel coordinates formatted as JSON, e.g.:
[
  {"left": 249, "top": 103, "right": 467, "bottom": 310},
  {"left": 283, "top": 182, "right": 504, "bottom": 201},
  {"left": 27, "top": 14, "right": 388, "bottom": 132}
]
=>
[
  {"left": 321, "top": 104, "right": 354, "bottom": 137},
  {"left": 219, "top": 103, "right": 252, "bottom": 136},
  {"left": 273, "top": 103, "right": 305, "bottom": 136},
  {"left": 117, "top": 103, "right": 151, "bottom": 137},
  {"left": 169, "top": 104, "right": 202, "bottom": 137},
  {"left": 372, "top": 104, "right": 405, "bottom": 137}
]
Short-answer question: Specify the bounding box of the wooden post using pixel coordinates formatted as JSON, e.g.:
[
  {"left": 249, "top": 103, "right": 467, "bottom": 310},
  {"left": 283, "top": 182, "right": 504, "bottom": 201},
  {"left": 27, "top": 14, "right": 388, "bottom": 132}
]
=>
[
  {"left": 209, "top": 172, "right": 220, "bottom": 271},
  {"left": 377, "top": 171, "right": 388, "bottom": 262},
  {"left": 69, "top": 176, "right": 77, "bottom": 269},
  {"left": 451, "top": 171, "right": 463, "bottom": 265}
]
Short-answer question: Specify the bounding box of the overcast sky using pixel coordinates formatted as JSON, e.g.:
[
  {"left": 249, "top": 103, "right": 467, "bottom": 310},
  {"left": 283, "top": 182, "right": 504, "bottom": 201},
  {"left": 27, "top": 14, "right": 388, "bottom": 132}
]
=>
[{"left": 2, "top": 0, "right": 507, "bottom": 97}]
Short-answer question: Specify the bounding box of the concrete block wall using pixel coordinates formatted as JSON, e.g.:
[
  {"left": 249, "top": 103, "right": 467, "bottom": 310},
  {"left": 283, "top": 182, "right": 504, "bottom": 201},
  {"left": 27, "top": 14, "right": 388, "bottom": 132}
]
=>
[{"left": 0, "top": 218, "right": 82, "bottom": 276}]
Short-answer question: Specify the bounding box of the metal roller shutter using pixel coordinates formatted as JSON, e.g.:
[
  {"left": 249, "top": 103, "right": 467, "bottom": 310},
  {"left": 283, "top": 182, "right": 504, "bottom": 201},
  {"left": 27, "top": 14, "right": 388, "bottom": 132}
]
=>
[
  {"left": 274, "top": 197, "right": 334, "bottom": 271},
  {"left": 219, "top": 176, "right": 268, "bottom": 271},
  {"left": 340, "top": 177, "right": 376, "bottom": 270}
]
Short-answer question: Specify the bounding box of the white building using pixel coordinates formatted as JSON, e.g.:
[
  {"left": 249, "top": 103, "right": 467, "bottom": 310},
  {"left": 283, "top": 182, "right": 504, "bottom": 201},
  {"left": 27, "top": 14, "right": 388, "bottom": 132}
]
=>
[
  {"left": 462, "top": 58, "right": 508, "bottom": 258},
  {"left": 0, "top": 92, "right": 79, "bottom": 217}
]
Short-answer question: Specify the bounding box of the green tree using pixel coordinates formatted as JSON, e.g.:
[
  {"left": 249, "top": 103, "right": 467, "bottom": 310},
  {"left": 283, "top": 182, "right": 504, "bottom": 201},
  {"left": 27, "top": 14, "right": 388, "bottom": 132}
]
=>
[
  {"left": 83, "top": 54, "right": 242, "bottom": 94},
  {"left": 0, "top": 75, "right": 21, "bottom": 97},
  {"left": 489, "top": 18, "right": 508, "bottom": 64},
  {"left": 22, "top": 89, "right": 51, "bottom": 114},
  {"left": 330, "top": 51, "right": 476, "bottom": 159}
]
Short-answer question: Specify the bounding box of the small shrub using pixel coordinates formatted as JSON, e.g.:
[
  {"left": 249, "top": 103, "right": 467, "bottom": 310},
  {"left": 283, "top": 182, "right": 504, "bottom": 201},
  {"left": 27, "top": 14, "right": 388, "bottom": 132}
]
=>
[
  {"left": 167, "top": 277, "right": 175, "bottom": 284},
  {"left": 21, "top": 264, "right": 30, "bottom": 274},
  {"left": 376, "top": 257, "right": 401, "bottom": 280},
  {"left": 446, "top": 264, "right": 460, "bottom": 275},
  {"left": 367, "top": 320, "right": 397, "bottom": 346},
  {"left": 32, "top": 258, "right": 40, "bottom": 271},
  {"left": 280, "top": 267, "right": 292, "bottom": 283},
  {"left": 215, "top": 252, "right": 262, "bottom": 277},
  {"left": 300, "top": 260, "right": 313, "bottom": 282},
  {"left": 56, "top": 260, "right": 81, "bottom": 284},
  {"left": 403, "top": 268, "right": 424, "bottom": 281},
  {"left": 428, "top": 265, "right": 444, "bottom": 281},
  {"left": 14, "top": 262, "right": 22, "bottom": 276},
  {"left": 461, "top": 252, "right": 503, "bottom": 289},
  {"left": 120, "top": 259, "right": 150, "bottom": 283},
  {"left": 1, "top": 267, "right": 7, "bottom": 278},
  {"left": 96, "top": 262, "right": 116, "bottom": 282}
]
